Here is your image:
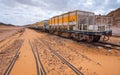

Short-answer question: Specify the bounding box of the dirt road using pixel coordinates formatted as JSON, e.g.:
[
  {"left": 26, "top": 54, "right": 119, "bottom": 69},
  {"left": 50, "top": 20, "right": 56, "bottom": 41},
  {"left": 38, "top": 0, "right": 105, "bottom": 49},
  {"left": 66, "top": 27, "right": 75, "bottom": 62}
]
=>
[
  {"left": 0, "top": 27, "right": 120, "bottom": 75},
  {"left": 10, "top": 29, "right": 40, "bottom": 75}
]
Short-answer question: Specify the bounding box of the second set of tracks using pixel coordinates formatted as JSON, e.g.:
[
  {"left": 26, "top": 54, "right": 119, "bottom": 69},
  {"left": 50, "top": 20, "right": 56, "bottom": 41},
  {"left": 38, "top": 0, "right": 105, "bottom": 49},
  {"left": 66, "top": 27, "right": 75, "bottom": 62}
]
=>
[
  {"left": 29, "top": 40, "right": 46, "bottom": 75},
  {"left": 29, "top": 39, "right": 84, "bottom": 75},
  {"left": 4, "top": 40, "right": 24, "bottom": 75}
]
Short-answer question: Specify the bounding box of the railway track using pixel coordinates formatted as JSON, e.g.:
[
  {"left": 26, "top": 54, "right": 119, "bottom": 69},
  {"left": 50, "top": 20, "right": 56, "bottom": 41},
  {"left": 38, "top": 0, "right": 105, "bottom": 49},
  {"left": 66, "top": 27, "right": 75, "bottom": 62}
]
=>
[
  {"left": 29, "top": 40, "right": 46, "bottom": 75},
  {"left": 4, "top": 40, "right": 24, "bottom": 75},
  {"left": 38, "top": 39, "right": 84, "bottom": 75},
  {"left": 92, "top": 42, "right": 120, "bottom": 50},
  {"left": 43, "top": 33, "right": 120, "bottom": 50}
]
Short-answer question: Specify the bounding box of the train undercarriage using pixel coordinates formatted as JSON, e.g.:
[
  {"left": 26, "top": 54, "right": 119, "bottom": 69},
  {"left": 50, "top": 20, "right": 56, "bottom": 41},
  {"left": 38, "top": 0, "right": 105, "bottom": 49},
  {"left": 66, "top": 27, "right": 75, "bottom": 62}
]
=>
[
  {"left": 46, "top": 28, "right": 112, "bottom": 42},
  {"left": 28, "top": 26, "right": 112, "bottom": 42}
]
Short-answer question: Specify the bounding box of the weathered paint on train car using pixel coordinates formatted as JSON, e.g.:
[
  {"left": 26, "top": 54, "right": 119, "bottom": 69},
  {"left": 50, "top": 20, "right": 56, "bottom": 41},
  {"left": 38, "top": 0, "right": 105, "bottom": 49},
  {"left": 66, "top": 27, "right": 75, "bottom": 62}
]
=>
[
  {"left": 69, "top": 11, "right": 77, "bottom": 25},
  {"left": 58, "top": 15, "right": 63, "bottom": 26}
]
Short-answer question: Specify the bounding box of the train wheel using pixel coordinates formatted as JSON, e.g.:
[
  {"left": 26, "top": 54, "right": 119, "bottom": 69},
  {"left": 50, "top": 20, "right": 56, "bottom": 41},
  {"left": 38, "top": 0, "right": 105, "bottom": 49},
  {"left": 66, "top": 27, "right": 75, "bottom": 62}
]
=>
[
  {"left": 103, "top": 35, "right": 109, "bottom": 41},
  {"left": 71, "top": 33, "right": 79, "bottom": 41},
  {"left": 93, "top": 36, "right": 101, "bottom": 42},
  {"left": 85, "top": 35, "right": 94, "bottom": 42},
  {"left": 79, "top": 34, "right": 85, "bottom": 41}
]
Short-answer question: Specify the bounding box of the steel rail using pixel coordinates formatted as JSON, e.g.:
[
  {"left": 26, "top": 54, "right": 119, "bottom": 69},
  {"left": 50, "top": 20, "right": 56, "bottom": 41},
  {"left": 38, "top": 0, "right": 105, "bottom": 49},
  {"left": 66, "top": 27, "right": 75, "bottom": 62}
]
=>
[
  {"left": 98, "top": 41, "right": 120, "bottom": 47},
  {"left": 34, "top": 39, "right": 46, "bottom": 75},
  {"left": 4, "top": 40, "right": 24, "bottom": 75},
  {"left": 29, "top": 40, "right": 40, "bottom": 75},
  {"left": 93, "top": 42, "right": 120, "bottom": 50},
  {"left": 39, "top": 39, "right": 84, "bottom": 75}
]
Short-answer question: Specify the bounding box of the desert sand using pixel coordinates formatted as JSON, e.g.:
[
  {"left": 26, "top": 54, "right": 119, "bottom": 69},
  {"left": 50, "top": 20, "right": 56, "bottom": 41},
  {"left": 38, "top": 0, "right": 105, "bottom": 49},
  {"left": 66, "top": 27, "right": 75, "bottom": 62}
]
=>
[{"left": 0, "top": 26, "right": 120, "bottom": 75}]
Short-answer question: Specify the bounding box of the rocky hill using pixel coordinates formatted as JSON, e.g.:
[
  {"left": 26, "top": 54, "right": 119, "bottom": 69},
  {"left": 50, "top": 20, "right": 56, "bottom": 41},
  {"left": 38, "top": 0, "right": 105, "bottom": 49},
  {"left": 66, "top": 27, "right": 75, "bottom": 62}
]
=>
[{"left": 107, "top": 8, "right": 120, "bottom": 27}]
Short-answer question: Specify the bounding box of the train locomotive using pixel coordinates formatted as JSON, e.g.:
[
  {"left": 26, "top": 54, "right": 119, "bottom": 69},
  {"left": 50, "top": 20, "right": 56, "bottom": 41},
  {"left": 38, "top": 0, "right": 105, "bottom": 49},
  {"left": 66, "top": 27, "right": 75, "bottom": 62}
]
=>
[{"left": 29, "top": 10, "right": 112, "bottom": 42}]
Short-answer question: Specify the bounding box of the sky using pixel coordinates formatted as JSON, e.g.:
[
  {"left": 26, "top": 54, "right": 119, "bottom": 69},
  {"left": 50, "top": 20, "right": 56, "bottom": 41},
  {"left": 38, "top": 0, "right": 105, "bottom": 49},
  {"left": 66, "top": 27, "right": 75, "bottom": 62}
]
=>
[{"left": 0, "top": 0, "right": 120, "bottom": 26}]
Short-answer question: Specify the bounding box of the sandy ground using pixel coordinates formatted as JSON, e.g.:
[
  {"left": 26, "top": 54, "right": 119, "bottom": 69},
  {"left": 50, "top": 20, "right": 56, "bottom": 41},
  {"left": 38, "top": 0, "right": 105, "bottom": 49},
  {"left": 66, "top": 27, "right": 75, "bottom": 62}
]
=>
[
  {"left": 37, "top": 39, "right": 76, "bottom": 74},
  {"left": 0, "top": 26, "right": 24, "bottom": 75},
  {"left": 0, "top": 26, "right": 23, "bottom": 42},
  {"left": 107, "top": 36, "right": 120, "bottom": 45},
  {"left": 38, "top": 33, "right": 120, "bottom": 75},
  {"left": 0, "top": 27, "right": 120, "bottom": 75},
  {"left": 10, "top": 29, "right": 40, "bottom": 75}
]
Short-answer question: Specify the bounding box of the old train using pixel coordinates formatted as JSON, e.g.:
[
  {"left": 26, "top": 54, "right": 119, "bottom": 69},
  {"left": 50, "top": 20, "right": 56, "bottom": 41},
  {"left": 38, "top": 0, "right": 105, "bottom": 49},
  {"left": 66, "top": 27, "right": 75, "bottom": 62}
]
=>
[{"left": 29, "top": 10, "right": 112, "bottom": 42}]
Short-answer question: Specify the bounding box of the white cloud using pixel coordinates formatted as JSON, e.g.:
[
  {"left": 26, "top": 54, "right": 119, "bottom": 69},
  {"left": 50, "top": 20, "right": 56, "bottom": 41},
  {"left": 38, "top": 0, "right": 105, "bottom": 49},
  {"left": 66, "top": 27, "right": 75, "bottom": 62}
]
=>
[
  {"left": 0, "top": 0, "right": 119, "bottom": 25},
  {"left": 84, "top": 0, "right": 94, "bottom": 8},
  {"left": 117, "top": 0, "right": 120, "bottom": 2}
]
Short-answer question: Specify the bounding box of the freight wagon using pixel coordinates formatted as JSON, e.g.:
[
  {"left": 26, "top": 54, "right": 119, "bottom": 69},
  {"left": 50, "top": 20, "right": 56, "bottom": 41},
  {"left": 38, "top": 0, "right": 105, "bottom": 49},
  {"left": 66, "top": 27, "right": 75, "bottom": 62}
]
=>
[
  {"left": 30, "top": 10, "right": 112, "bottom": 42},
  {"left": 30, "top": 20, "right": 49, "bottom": 31}
]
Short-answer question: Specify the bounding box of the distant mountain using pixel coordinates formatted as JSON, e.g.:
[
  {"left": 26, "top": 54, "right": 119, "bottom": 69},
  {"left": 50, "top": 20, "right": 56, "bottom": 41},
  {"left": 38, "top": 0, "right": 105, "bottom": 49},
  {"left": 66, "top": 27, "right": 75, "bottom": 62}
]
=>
[
  {"left": 0, "top": 22, "right": 15, "bottom": 26},
  {"left": 107, "top": 8, "right": 120, "bottom": 27}
]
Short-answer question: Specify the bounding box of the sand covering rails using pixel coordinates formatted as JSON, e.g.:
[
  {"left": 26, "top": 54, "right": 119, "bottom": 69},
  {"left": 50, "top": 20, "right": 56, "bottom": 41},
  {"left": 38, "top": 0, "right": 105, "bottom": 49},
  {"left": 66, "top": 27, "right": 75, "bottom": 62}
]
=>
[
  {"left": 38, "top": 33, "right": 120, "bottom": 75},
  {"left": 0, "top": 27, "right": 120, "bottom": 75}
]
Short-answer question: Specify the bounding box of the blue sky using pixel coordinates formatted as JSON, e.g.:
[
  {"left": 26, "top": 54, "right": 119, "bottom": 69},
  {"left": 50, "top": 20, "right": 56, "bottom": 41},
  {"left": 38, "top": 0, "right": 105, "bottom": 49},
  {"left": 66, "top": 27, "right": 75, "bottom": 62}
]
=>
[{"left": 0, "top": 0, "right": 120, "bottom": 26}]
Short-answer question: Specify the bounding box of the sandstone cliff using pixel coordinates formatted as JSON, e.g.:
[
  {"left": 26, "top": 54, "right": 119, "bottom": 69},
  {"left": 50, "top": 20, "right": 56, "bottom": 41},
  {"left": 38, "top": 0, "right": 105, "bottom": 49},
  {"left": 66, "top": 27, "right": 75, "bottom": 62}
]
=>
[{"left": 107, "top": 8, "right": 120, "bottom": 27}]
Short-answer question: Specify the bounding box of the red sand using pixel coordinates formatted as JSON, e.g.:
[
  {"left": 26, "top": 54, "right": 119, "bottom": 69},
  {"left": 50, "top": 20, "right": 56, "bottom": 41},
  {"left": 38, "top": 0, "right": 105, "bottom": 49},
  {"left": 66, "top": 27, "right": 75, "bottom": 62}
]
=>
[{"left": 0, "top": 27, "right": 120, "bottom": 75}]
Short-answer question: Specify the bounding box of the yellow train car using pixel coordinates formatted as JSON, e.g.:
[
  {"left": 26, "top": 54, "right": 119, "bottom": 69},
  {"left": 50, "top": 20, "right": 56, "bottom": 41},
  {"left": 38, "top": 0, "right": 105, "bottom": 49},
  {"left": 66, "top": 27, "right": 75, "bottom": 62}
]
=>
[
  {"left": 49, "top": 18, "right": 52, "bottom": 29},
  {"left": 32, "top": 23, "right": 38, "bottom": 28},
  {"left": 69, "top": 11, "right": 77, "bottom": 30},
  {"left": 36, "top": 20, "right": 48, "bottom": 30},
  {"left": 48, "top": 19, "right": 51, "bottom": 25},
  {"left": 31, "top": 10, "right": 112, "bottom": 42},
  {"left": 62, "top": 13, "right": 69, "bottom": 30},
  {"left": 58, "top": 15, "right": 63, "bottom": 26},
  {"left": 48, "top": 10, "right": 94, "bottom": 31},
  {"left": 37, "top": 21, "right": 44, "bottom": 27},
  {"left": 54, "top": 16, "right": 59, "bottom": 29},
  {"left": 51, "top": 17, "right": 55, "bottom": 29}
]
